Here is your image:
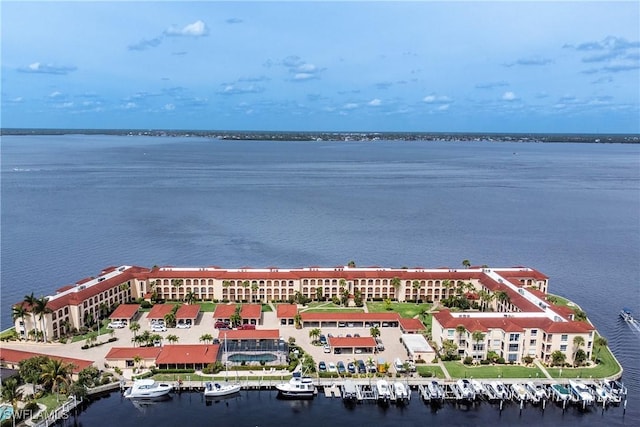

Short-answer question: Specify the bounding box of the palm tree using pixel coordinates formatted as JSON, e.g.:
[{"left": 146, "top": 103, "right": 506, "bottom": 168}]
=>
[
  {"left": 251, "top": 281, "right": 259, "bottom": 303},
  {"left": 166, "top": 334, "right": 179, "bottom": 345},
  {"left": 40, "top": 358, "right": 73, "bottom": 401},
  {"left": 391, "top": 277, "right": 401, "bottom": 300},
  {"left": 129, "top": 321, "right": 140, "bottom": 339},
  {"left": 0, "top": 377, "right": 23, "bottom": 414},
  {"left": 347, "top": 260, "right": 356, "bottom": 268},
  {"left": 293, "top": 313, "right": 302, "bottom": 329},
  {"left": 462, "top": 259, "right": 471, "bottom": 269},
  {"left": 23, "top": 292, "right": 39, "bottom": 341},
  {"left": 308, "top": 328, "right": 321, "bottom": 343},
  {"left": 34, "top": 296, "right": 52, "bottom": 342},
  {"left": 594, "top": 335, "right": 607, "bottom": 358},
  {"left": 471, "top": 330, "right": 486, "bottom": 360},
  {"left": 184, "top": 291, "right": 197, "bottom": 305},
  {"left": 412, "top": 280, "right": 422, "bottom": 303},
  {"left": 164, "top": 312, "right": 176, "bottom": 328},
  {"left": 12, "top": 304, "right": 28, "bottom": 340},
  {"left": 572, "top": 335, "right": 585, "bottom": 362},
  {"left": 370, "top": 326, "right": 381, "bottom": 339},
  {"left": 133, "top": 355, "right": 142, "bottom": 372},
  {"left": 171, "top": 279, "right": 183, "bottom": 299},
  {"left": 442, "top": 280, "right": 453, "bottom": 299},
  {"left": 495, "top": 291, "right": 510, "bottom": 308},
  {"left": 455, "top": 325, "right": 467, "bottom": 347},
  {"left": 199, "top": 333, "right": 213, "bottom": 344}
]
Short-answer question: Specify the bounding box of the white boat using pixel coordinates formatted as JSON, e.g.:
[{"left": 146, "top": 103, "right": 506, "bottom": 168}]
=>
[
  {"left": 490, "top": 381, "right": 509, "bottom": 400},
  {"left": 376, "top": 379, "right": 391, "bottom": 402},
  {"left": 124, "top": 379, "right": 172, "bottom": 399},
  {"left": 470, "top": 379, "right": 485, "bottom": 396},
  {"left": 511, "top": 383, "right": 529, "bottom": 402},
  {"left": 427, "top": 380, "right": 444, "bottom": 401},
  {"left": 620, "top": 308, "right": 634, "bottom": 322},
  {"left": 203, "top": 381, "right": 241, "bottom": 398},
  {"left": 342, "top": 380, "right": 358, "bottom": 402},
  {"left": 525, "top": 381, "right": 548, "bottom": 403},
  {"left": 569, "top": 380, "right": 594, "bottom": 406},
  {"left": 393, "top": 382, "right": 409, "bottom": 402},
  {"left": 550, "top": 382, "right": 571, "bottom": 401},
  {"left": 276, "top": 373, "right": 315, "bottom": 399},
  {"left": 456, "top": 379, "right": 475, "bottom": 400}
]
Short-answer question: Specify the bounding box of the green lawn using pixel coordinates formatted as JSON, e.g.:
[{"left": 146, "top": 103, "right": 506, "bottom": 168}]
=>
[
  {"left": 367, "top": 301, "right": 432, "bottom": 319},
  {"left": 416, "top": 365, "right": 446, "bottom": 379},
  {"left": 443, "top": 361, "right": 545, "bottom": 379},
  {"left": 546, "top": 344, "right": 622, "bottom": 379},
  {"left": 303, "top": 307, "right": 365, "bottom": 313},
  {"left": 261, "top": 304, "right": 272, "bottom": 312}
]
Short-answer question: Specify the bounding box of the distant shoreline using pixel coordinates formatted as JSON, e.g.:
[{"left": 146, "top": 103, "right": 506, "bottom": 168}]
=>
[{"left": 1, "top": 128, "right": 638, "bottom": 144}]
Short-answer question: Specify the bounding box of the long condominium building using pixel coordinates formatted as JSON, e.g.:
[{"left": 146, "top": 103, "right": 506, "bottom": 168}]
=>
[{"left": 12, "top": 264, "right": 592, "bottom": 365}]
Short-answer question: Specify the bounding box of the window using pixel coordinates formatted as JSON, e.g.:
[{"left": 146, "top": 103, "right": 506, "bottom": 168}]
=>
[
  {"left": 530, "top": 329, "right": 537, "bottom": 336},
  {"left": 561, "top": 334, "right": 568, "bottom": 342},
  {"left": 508, "top": 344, "right": 519, "bottom": 352},
  {"left": 530, "top": 339, "right": 536, "bottom": 346},
  {"left": 560, "top": 345, "right": 567, "bottom": 351},
  {"left": 508, "top": 353, "right": 518, "bottom": 362},
  {"left": 447, "top": 330, "right": 454, "bottom": 338},
  {"left": 509, "top": 333, "right": 520, "bottom": 342}
]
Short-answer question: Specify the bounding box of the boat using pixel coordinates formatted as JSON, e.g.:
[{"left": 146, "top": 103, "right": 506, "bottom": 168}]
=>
[
  {"left": 203, "top": 381, "right": 241, "bottom": 398},
  {"left": 124, "top": 379, "right": 172, "bottom": 399},
  {"left": 569, "top": 380, "right": 594, "bottom": 406},
  {"left": 456, "top": 379, "right": 475, "bottom": 401},
  {"left": 470, "top": 379, "right": 485, "bottom": 397},
  {"left": 591, "top": 382, "right": 612, "bottom": 404},
  {"left": 604, "top": 380, "right": 625, "bottom": 403},
  {"left": 427, "top": 380, "right": 444, "bottom": 401},
  {"left": 511, "top": 383, "right": 530, "bottom": 402},
  {"left": 550, "top": 382, "right": 571, "bottom": 402},
  {"left": 341, "top": 380, "right": 358, "bottom": 402},
  {"left": 490, "top": 381, "right": 509, "bottom": 400},
  {"left": 620, "top": 307, "right": 634, "bottom": 322},
  {"left": 525, "top": 381, "right": 548, "bottom": 403},
  {"left": 376, "top": 379, "right": 391, "bottom": 403},
  {"left": 275, "top": 372, "right": 315, "bottom": 399},
  {"left": 393, "top": 381, "right": 409, "bottom": 403}
]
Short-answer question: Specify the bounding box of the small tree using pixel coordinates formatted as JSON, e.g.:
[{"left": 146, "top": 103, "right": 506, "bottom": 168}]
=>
[
  {"left": 370, "top": 326, "right": 381, "bottom": 339},
  {"left": 551, "top": 350, "right": 566, "bottom": 366}
]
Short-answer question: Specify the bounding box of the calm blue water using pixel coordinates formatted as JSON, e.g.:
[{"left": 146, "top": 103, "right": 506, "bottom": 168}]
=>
[{"left": 1, "top": 135, "right": 639, "bottom": 425}]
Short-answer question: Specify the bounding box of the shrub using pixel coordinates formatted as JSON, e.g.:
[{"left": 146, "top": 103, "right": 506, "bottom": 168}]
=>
[
  {"left": 418, "top": 370, "right": 433, "bottom": 378},
  {"left": 463, "top": 357, "right": 473, "bottom": 365},
  {"left": 140, "top": 300, "right": 153, "bottom": 309},
  {"left": 480, "top": 359, "right": 491, "bottom": 365},
  {"left": 496, "top": 357, "right": 505, "bottom": 364}
]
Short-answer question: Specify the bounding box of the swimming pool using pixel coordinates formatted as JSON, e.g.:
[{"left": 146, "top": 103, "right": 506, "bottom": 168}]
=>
[{"left": 228, "top": 353, "right": 278, "bottom": 363}]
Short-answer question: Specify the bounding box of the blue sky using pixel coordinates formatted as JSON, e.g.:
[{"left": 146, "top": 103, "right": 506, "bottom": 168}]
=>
[{"left": 2, "top": 1, "right": 639, "bottom": 133}]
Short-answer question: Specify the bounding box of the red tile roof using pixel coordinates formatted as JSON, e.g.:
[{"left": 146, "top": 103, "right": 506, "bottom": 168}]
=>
[
  {"left": 276, "top": 304, "right": 298, "bottom": 318},
  {"left": 147, "top": 304, "right": 174, "bottom": 320},
  {"left": 176, "top": 304, "right": 200, "bottom": 319},
  {"left": 434, "top": 310, "right": 594, "bottom": 334},
  {"left": 328, "top": 336, "right": 376, "bottom": 347},
  {"left": 223, "top": 329, "right": 280, "bottom": 340},
  {"left": 105, "top": 347, "right": 162, "bottom": 360},
  {"left": 155, "top": 344, "right": 219, "bottom": 365},
  {"left": 109, "top": 304, "right": 140, "bottom": 320},
  {"left": 300, "top": 312, "right": 400, "bottom": 321},
  {"left": 213, "top": 304, "right": 261, "bottom": 319},
  {"left": 398, "top": 317, "right": 426, "bottom": 332},
  {"left": 0, "top": 348, "right": 93, "bottom": 373}
]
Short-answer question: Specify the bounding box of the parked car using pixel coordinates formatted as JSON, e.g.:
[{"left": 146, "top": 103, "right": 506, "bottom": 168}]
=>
[
  {"left": 328, "top": 362, "right": 337, "bottom": 373},
  {"left": 357, "top": 359, "right": 367, "bottom": 374},
  {"left": 334, "top": 348, "right": 342, "bottom": 354},
  {"left": 337, "top": 361, "right": 346, "bottom": 374},
  {"left": 107, "top": 321, "right": 125, "bottom": 329},
  {"left": 347, "top": 362, "right": 356, "bottom": 374},
  {"left": 319, "top": 334, "right": 327, "bottom": 345},
  {"left": 323, "top": 345, "right": 331, "bottom": 353},
  {"left": 176, "top": 322, "right": 191, "bottom": 329},
  {"left": 318, "top": 361, "right": 327, "bottom": 372},
  {"left": 215, "top": 321, "right": 230, "bottom": 329},
  {"left": 151, "top": 324, "right": 167, "bottom": 332},
  {"left": 338, "top": 322, "right": 346, "bottom": 327},
  {"left": 238, "top": 324, "right": 256, "bottom": 330}
]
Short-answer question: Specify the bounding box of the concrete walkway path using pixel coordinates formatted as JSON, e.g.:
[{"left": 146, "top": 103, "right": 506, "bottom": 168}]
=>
[{"left": 534, "top": 359, "right": 553, "bottom": 379}]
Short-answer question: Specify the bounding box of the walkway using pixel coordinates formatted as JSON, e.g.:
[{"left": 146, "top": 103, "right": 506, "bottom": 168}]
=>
[{"left": 534, "top": 359, "right": 553, "bottom": 379}]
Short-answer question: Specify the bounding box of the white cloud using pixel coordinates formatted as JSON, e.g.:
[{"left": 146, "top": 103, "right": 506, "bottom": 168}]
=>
[
  {"left": 368, "top": 98, "right": 382, "bottom": 106},
  {"left": 19, "top": 62, "right": 77, "bottom": 75},
  {"left": 437, "top": 104, "right": 450, "bottom": 111},
  {"left": 293, "top": 73, "right": 316, "bottom": 81},
  {"left": 164, "top": 20, "right": 209, "bottom": 37},
  {"left": 49, "top": 91, "right": 63, "bottom": 98},
  {"left": 502, "top": 91, "right": 517, "bottom": 101},
  {"left": 164, "top": 103, "right": 175, "bottom": 111},
  {"left": 423, "top": 95, "right": 436, "bottom": 103},
  {"left": 123, "top": 102, "right": 137, "bottom": 109},
  {"left": 343, "top": 103, "right": 359, "bottom": 110},
  {"left": 423, "top": 95, "right": 451, "bottom": 104}
]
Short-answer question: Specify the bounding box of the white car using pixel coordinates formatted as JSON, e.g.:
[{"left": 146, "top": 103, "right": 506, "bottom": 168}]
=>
[
  {"left": 323, "top": 345, "right": 331, "bottom": 353},
  {"left": 176, "top": 323, "right": 191, "bottom": 329},
  {"left": 328, "top": 362, "right": 337, "bottom": 373},
  {"left": 107, "top": 321, "right": 125, "bottom": 329},
  {"left": 151, "top": 325, "right": 167, "bottom": 332}
]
